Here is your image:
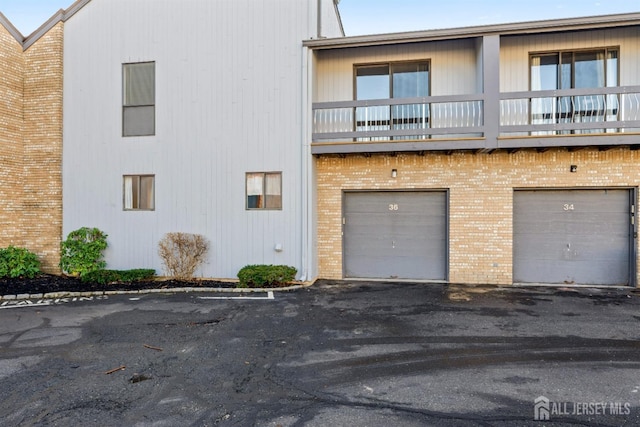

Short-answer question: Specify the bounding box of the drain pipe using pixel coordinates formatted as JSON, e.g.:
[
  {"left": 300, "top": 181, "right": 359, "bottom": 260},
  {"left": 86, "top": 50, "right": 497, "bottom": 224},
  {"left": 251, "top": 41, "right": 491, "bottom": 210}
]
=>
[{"left": 317, "top": 0, "right": 322, "bottom": 38}]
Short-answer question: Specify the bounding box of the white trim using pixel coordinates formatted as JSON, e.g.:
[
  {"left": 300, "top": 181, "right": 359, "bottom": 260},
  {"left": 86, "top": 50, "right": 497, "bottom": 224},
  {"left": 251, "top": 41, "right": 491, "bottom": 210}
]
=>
[{"left": 198, "top": 291, "right": 275, "bottom": 300}]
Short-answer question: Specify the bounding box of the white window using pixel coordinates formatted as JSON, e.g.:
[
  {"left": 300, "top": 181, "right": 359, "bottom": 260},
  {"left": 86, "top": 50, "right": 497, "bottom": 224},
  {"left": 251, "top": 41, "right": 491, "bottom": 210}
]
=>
[
  {"left": 246, "top": 172, "right": 282, "bottom": 210},
  {"left": 123, "top": 62, "right": 155, "bottom": 136},
  {"left": 123, "top": 175, "right": 155, "bottom": 210}
]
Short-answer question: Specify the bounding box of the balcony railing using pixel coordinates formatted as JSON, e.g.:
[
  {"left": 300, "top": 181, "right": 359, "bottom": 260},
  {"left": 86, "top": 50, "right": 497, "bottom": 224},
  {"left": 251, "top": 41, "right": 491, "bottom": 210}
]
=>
[
  {"left": 500, "top": 86, "right": 640, "bottom": 136},
  {"left": 312, "top": 86, "right": 640, "bottom": 149},
  {"left": 312, "top": 94, "right": 484, "bottom": 142}
]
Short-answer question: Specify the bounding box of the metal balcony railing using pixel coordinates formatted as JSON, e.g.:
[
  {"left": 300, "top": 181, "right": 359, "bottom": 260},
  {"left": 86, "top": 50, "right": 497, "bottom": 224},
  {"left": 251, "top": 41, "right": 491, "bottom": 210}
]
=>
[
  {"left": 312, "top": 94, "right": 484, "bottom": 142},
  {"left": 499, "top": 86, "right": 640, "bottom": 136},
  {"left": 311, "top": 86, "right": 640, "bottom": 145}
]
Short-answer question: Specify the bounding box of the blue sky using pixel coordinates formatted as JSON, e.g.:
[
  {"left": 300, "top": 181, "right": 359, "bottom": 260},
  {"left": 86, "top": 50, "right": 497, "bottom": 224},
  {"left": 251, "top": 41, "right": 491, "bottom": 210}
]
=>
[
  {"left": 0, "top": 0, "right": 638, "bottom": 36},
  {"left": 339, "top": 0, "right": 639, "bottom": 35}
]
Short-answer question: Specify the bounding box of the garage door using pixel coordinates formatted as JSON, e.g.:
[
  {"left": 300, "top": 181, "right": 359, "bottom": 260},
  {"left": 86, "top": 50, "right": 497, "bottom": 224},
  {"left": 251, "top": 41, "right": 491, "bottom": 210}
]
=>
[
  {"left": 513, "top": 189, "right": 633, "bottom": 286},
  {"left": 343, "top": 191, "right": 447, "bottom": 280}
]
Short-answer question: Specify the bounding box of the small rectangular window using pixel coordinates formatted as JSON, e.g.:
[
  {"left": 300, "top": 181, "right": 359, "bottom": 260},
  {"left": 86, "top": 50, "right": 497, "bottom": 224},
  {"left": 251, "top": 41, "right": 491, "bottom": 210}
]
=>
[
  {"left": 123, "top": 175, "right": 155, "bottom": 210},
  {"left": 123, "top": 62, "right": 155, "bottom": 137},
  {"left": 246, "top": 172, "right": 282, "bottom": 210}
]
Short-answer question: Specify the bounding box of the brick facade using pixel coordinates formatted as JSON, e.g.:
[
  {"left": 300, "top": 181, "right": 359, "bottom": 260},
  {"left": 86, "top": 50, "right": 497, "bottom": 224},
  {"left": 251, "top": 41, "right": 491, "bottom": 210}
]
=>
[
  {"left": 0, "top": 26, "right": 25, "bottom": 251},
  {"left": 316, "top": 148, "right": 640, "bottom": 285},
  {"left": 0, "top": 22, "right": 64, "bottom": 273}
]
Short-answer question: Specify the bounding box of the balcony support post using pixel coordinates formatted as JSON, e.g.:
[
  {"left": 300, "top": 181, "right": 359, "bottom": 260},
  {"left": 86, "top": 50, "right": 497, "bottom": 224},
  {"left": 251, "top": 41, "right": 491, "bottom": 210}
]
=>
[{"left": 482, "top": 35, "right": 501, "bottom": 150}]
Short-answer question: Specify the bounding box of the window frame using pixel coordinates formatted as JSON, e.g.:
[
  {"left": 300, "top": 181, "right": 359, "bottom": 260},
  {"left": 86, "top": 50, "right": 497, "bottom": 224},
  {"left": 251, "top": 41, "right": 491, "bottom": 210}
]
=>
[
  {"left": 529, "top": 47, "right": 620, "bottom": 134},
  {"left": 123, "top": 174, "right": 155, "bottom": 211},
  {"left": 353, "top": 60, "right": 431, "bottom": 100},
  {"left": 529, "top": 47, "right": 619, "bottom": 91},
  {"left": 353, "top": 60, "right": 431, "bottom": 141},
  {"left": 122, "top": 61, "right": 156, "bottom": 137},
  {"left": 245, "top": 172, "right": 282, "bottom": 211}
]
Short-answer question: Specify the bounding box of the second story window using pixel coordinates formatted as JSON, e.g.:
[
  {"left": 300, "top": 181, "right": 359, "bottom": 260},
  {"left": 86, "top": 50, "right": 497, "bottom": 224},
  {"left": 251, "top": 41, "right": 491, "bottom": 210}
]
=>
[
  {"left": 355, "top": 61, "right": 430, "bottom": 140},
  {"left": 123, "top": 62, "right": 155, "bottom": 137},
  {"left": 356, "top": 62, "right": 430, "bottom": 99},
  {"left": 531, "top": 49, "right": 618, "bottom": 91},
  {"left": 530, "top": 49, "right": 618, "bottom": 132}
]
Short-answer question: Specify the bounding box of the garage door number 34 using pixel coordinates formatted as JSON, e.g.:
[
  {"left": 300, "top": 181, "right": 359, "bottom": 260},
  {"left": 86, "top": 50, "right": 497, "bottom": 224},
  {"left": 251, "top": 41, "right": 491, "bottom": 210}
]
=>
[{"left": 563, "top": 203, "right": 575, "bottom": 211}]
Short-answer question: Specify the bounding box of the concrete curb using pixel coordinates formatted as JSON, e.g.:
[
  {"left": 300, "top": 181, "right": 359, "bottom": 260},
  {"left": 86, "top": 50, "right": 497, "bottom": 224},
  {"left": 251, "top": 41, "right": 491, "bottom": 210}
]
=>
[{"left": 0, "top": 281, "right": 314, "bottom": 301}]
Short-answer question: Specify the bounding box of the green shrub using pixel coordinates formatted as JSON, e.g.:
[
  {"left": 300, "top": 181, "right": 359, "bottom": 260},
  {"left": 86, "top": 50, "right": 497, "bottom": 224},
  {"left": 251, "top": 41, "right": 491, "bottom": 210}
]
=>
[
  {"left": 80, "top": 269, "right": 120, "bottom": 284},
  {"left": 81, "top": 269, "right": 156, "bottom": 285},
  {"left": 60, "top": 227, "right": 108, "bottom": 277},
  {"left": 0, "top": 246, "right": 41, "bottom": 279},
  {"left": 237, "top": 264, "right": 297, "bottom": 288},
  {"left": 117, "top": 269, "right": 156, "bottom": 282}
]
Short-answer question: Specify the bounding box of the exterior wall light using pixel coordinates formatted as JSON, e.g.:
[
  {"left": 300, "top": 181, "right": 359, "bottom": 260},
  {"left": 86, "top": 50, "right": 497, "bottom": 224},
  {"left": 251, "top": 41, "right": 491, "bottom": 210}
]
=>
[
  {"left": 570, "top": 165, "right": 578, "bottom": 173},
  {"left": 391, "top": 169, "right": 397, "bottom": 178}
]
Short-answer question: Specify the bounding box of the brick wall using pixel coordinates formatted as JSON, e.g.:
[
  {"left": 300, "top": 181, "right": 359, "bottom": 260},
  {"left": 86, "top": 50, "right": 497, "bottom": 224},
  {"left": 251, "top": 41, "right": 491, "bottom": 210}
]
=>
[
  {"left": 0, "top": 26, "right": 26, "bottom": 249},
  {"left": 0, "top": 22, "right": 64, "bottom": 273},
  {"left": 22, "top": 23, "right": 64, "bottom": 272},
  {"left": 316, "top": 148, "right": 640, "bottom": 285}
]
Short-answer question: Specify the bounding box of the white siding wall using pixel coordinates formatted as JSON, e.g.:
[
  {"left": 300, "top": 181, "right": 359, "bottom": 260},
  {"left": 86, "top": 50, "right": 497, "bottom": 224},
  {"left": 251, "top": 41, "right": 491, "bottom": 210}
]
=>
[
  {"left": 500, "top": 27, "right": 640, "bottom": 92},
  {"left": 314, "top": 39, "right": 480, "bottom": 102},
  {"left": 63, "top": 0, "right": 320, "bottom": 279},
  {"left": 319, "top": 0, "right": 343, "bottom": 38}
]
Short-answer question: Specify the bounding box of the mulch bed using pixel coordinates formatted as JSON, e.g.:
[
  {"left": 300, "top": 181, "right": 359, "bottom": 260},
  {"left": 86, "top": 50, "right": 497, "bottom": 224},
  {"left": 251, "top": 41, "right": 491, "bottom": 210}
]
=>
[{"left": 0, "top": 274, "right": 237, "bottom": 296}]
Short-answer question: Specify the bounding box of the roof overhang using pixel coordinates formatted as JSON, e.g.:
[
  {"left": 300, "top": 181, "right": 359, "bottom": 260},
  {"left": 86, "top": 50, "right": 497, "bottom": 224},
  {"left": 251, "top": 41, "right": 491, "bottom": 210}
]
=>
[{"left": 304, "top": 12, "right": 640, "bottom": 50}]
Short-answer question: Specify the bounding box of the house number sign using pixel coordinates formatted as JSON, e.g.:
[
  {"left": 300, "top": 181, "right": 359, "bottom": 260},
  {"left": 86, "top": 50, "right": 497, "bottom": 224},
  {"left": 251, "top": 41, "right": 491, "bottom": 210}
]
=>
[
  {"left": 389, "top": 203, "right": 399, "bottom": 211},
  {"left": 563, "top": 203, "right": 575, "bottom": 211}
]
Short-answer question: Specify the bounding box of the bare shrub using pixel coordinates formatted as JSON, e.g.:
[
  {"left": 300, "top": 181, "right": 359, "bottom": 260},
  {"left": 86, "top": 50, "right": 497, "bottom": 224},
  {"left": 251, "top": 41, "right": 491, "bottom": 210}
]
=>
[{"left": 158, "top": 233, "right": 209, "bottom": 279}]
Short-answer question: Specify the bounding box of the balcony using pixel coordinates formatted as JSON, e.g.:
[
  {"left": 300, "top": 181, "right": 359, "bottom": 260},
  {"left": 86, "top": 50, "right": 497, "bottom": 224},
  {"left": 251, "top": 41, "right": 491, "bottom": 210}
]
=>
[{"left": 311, "top": 86, "right": 640, "bottom": 154}]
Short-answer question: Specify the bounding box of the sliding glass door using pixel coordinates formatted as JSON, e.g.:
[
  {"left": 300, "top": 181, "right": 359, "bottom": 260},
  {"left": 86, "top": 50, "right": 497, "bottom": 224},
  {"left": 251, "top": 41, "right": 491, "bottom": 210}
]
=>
[
  {"left": 530, "top": 49, "right": 618, "bottom": 134},
  {"left": 355, "top": 61, "right": 430, "bottom": 141}
]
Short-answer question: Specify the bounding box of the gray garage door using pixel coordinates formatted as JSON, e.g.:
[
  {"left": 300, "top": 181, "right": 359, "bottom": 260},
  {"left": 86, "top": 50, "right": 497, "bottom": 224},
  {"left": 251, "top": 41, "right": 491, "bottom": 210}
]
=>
[
  {"left": 343, "top": 191, "right": 447, "bottom": 280},
  {"left": 513, "top": 189, "right": 633, "bottom": 286}
]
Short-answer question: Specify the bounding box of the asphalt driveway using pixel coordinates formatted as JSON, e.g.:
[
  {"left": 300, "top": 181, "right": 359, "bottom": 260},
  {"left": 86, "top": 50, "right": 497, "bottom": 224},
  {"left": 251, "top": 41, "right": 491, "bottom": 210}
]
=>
[{"left": 2, "top": 281, "right": 640, "bottom": 426}]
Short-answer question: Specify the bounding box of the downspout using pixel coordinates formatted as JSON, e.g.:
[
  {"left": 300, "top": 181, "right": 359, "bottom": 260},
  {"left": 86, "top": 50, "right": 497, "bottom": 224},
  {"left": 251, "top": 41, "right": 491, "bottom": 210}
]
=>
[
  {"left": 317, "top": 0, "right": 322, "bottom": 38},
  {"left": 301, "top": 0, "right": 321, "bottom": 282},
  {"left": 300, "top": 46, "right": 310, "bottom": 282}
]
